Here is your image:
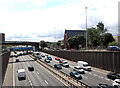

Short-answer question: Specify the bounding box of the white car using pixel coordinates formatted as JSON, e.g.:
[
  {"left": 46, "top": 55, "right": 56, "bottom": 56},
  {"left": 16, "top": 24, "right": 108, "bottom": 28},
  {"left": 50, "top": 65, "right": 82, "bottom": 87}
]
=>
[
  {"left": 73, "top": 66, "right": 85, "bottom": 74},
  {"left": 17, "top": 69, "right": 26, "bottom": 80},
  {"left": 61, "top": 61, "right": 69, "bottom": 67},
  {"left": 113, "top": 79, "right": 120, "bottom": 88}
]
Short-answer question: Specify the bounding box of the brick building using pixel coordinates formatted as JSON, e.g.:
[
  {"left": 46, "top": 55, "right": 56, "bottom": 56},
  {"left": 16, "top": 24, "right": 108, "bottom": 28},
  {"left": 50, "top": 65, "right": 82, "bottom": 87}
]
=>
[
  {"left": 113, "top": 36, "right": 120, "bottom": 44},
  {"left": 61, "top": 30, "right": 86, "bottom": 49}
]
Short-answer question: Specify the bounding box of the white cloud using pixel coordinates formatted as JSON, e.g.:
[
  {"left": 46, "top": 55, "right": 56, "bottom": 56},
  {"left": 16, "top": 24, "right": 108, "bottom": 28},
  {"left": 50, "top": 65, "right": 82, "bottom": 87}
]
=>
[{"left": 0, "top": 0, "right": 119, "bottom": 42}]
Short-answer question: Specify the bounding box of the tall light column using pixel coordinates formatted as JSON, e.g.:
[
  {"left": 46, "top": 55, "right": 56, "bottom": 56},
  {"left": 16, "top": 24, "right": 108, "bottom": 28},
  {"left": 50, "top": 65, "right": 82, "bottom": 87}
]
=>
[{"left": 85, "top": 7, "right": 88, "bottom": 50}]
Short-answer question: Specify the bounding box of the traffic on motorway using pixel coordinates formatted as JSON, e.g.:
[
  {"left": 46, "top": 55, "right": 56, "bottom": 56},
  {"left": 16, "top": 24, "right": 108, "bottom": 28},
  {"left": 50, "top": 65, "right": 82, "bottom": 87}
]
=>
[{"left": 11, "top": 51, "right": 120, "bottom": 88}]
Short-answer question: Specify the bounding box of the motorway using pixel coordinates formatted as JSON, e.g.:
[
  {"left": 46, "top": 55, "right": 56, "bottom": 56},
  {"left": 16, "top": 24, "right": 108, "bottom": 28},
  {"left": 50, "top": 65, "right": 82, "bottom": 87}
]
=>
[
  {"left": 12, "top": 55, "right": 67, "bottom": 87},
  {"left": 40, "top": 52, "right": 113, "bottom": 86}
]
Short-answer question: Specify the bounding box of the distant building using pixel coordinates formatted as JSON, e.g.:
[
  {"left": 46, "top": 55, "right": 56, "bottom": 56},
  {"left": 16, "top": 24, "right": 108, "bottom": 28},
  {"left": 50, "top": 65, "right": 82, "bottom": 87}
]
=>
[
  {"left": 113, "top": 36, "right": 120, "bottom": 44},
  {"left": 0, "top": 33, "right": 5, "bottom": 43},
  {"left": 61, "top": 30, "right": 86, "bottom": 49}
]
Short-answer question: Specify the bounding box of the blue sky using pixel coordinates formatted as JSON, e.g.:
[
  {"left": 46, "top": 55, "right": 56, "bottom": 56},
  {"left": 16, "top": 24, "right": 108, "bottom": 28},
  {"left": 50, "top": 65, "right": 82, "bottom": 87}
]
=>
[{"left": 0, "top": 0, "right": 119, "bottom": 42}]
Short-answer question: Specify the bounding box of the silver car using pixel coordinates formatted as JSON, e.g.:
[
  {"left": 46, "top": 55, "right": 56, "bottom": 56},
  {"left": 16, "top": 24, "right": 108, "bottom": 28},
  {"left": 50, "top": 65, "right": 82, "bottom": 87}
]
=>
[{"left": 73, "top": 66, "right": 85, "bottom": 74}]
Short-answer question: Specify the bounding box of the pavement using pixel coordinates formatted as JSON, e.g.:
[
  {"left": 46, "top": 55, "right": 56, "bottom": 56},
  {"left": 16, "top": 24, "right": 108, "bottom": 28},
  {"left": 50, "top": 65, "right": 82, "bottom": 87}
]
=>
[{"left": 2, "top": 58, "right": 13, "bottom": 87}]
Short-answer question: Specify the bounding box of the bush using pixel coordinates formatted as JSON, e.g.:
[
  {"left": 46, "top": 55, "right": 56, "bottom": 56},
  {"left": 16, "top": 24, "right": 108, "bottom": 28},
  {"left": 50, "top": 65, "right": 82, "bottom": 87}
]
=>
[{"left": 108, "top": 41, "right": 118, "bottom": 47}]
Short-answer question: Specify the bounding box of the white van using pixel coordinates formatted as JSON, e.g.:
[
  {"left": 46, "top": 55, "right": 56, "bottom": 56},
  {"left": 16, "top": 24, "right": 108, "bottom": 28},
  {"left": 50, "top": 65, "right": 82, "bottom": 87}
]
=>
[
  {"left": 77, "top": 61, "right": 91, "bottom": 71},
  {"left": 17, "top": 69, "right": 26, "bottom": 80}
]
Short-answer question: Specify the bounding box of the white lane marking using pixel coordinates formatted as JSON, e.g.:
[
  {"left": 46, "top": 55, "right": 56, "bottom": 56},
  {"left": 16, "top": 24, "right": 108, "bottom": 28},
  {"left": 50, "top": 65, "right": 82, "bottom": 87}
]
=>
[
  {"left": 45, "top": 80, "right": 48, "bottom": 84},
  {"left": 105, "top": 78, "right": 110, "bottom": 81},
  {"left": 37, "top": 72, "right": 39, "bottom": 74},
  {"left": 30, "top": 83, "right": 33, "bottom": 86},
  {"left": 89, "top": 73, "right": 91, "bottom": 74},
  {"left": 93, "top": 74, "right": 97, "bottom": 76},
  {"left": 82, "top": 76, "right": 88, "bottom": 79},
  {"left": 92, "top": 70, "right": 106, "bottom": 74},
  {"left": 98, "top": 76, "right": 103, "bottom": 79},
  {"left": 13, "top": 58, "right": 15, "bottom": 86}
]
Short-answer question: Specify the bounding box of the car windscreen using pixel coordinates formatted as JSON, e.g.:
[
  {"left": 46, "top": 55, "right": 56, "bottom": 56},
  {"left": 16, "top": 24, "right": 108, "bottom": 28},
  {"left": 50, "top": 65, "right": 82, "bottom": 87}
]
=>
[{"left": 83, "top": 64, "right": 89, "bottom": 67}]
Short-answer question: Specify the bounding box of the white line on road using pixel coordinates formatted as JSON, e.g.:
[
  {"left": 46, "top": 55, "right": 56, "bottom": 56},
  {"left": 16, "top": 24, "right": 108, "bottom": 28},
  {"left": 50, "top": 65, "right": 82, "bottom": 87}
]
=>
[
  {"left": 45, "top": 80, "right": 48, "bottom": 84},
  {"left": 13, "top": 58, "right": 15, "bottom": 86},
  {"left": 98, "top": 76, "right": 103, "bottom": 79},
  {"left": 37, "top": 72, "right": 39, "bottom": 74},
  {"left": 93, "top": 74, "right": 97, "bottom": 76},
  {"left": 105, "top": 78, "right": 110, "bottom": 81}
]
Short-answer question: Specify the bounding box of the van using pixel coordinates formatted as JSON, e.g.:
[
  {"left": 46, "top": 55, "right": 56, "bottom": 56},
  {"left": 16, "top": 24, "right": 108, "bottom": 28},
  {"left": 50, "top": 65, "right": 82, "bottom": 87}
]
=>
[
  {"left": 77, "top": 61, "right": 91, "bottom": 71},
  {"left": 17, "top": 69, "right": 26, "bottom": 80}
]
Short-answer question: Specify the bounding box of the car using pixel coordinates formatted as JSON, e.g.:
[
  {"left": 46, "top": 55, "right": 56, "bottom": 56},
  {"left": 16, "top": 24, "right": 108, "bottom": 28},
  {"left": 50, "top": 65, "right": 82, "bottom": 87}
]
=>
[
  {"left": 107, "top": 73, "right": 120, "bottom": 80},
  {"left": 59, "top": 60, "right": 64, "bottom": 63},
  {"left": 16, "top": 59, "right": 19, "bottom": 62},
  {"left": 37, "top": 55, "right": 42, "bottom": 59},
  {"left": 113, "top": 79, "right": 120, "bottom": 88},
  {"left": 55, "top": 57, "right": 60, "bottom": 61},
  {"left": 54, "top": 64, "right": 62, "bottom": 69},
  {"left": 41, "top": 54, "right": 45, "bottom": 57},
  {"left": 28, "top": 66, "right": 34, "bottom": 71},
  {"left": 17, "top": 69, "right": 26, "bottom": 80},
  {"left": 107, "top": 46, "right": 120, "bottom": 51},
  {"left": 98, "top": 84, "right": 114, "bottom": 88},
  {"left": 73, "top": 66, "right": 85, "bottom": 74},
  {"left": 44, "top": 58, "right": 50, "bottom": 63},
  {"left": 47, "top": 56, "right": 52, "bottom": 60},
  {"left": 69, "top": 71, "right": 82, "bottom": 79},
  {"left": 14, "top": 54, "right": 18, "bottom": 57},
  {"left": 60, "top": 61, "right": 69, "bottom": 67}
]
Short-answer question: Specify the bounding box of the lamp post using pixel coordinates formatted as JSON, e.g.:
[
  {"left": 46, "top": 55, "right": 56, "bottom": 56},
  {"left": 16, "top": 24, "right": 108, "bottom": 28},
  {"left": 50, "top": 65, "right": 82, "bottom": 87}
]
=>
[{"left": 85, "top": 7, "right": 88, "bottom": 50}]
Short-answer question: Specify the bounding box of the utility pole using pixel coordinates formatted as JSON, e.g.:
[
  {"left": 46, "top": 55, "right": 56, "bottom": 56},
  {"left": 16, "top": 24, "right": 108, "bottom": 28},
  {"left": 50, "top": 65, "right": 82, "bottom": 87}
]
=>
[{"left": 85, "top": 7, "right": 88, "bottom": 50}]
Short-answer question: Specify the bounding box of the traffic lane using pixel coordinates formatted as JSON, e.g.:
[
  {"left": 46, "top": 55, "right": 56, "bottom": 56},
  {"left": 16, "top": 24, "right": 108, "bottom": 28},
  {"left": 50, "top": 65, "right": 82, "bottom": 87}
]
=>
[
  {"left": 26, "top": 55, "right": 67, "bottom": 87},
  {"left": 13, "top": 57, "right": 30, "bottom": 86},
  {"left": 19, "top": 56, "right": 48, "bottom": 86},
  {"left": 40, "top": 54, "right": 113, "bottom": 86},
  {"left": 23, "top": 55, "right": 67, "bottom": 86},
  {"left": 43, "top": 53, "right": 113, "bottom": 81}
]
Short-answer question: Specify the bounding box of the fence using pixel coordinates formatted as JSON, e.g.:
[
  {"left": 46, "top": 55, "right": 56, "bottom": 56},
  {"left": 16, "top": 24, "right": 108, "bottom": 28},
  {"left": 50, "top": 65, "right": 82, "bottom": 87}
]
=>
[{"left": 44, "top": 50, "right": 120, "bottom": 73}]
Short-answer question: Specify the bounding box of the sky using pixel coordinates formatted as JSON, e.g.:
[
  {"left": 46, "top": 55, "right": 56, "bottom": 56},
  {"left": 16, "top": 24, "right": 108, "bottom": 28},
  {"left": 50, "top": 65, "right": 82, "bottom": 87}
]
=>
[{"left": 0, "top": 0, "right": 120, "bottom": 42}]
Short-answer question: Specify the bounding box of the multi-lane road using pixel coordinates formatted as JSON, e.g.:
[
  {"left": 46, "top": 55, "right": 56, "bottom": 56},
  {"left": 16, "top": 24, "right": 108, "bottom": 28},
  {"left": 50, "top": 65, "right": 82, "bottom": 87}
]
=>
[
  {"left": 11, "top": 52, "right": 114, "bottom": 87},
  {"left": 12, "top": 55, "right": 67, "bottom": 87},
  {"left": 40, "top": 52, "right": 113, "bottom": 86}
]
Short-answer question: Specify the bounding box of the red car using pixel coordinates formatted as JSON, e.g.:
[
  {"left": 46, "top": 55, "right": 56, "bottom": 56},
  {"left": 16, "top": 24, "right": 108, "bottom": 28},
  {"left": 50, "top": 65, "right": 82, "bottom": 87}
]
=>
[
  {"left": 59, "top": 60, "right": 64, "bottom": 63},
  {"left": 55, "top": 57, "right": 60, "bottom": 61}
]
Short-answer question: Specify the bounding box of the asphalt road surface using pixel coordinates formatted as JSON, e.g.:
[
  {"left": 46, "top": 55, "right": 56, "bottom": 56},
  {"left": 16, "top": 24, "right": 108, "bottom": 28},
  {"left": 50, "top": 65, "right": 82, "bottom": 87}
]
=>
[
  {"left": 40, "top": 52, "right": 113, "bottom": 86},
  {"left": 13, "top": 55, "right": 67, "bottom": 87}
]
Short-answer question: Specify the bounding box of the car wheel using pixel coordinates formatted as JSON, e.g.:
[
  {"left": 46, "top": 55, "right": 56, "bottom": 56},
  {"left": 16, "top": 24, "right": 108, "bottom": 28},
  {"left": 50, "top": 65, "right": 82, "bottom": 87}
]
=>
[{"left": 114, "top": 85, "right": 118, "bottom": 88}]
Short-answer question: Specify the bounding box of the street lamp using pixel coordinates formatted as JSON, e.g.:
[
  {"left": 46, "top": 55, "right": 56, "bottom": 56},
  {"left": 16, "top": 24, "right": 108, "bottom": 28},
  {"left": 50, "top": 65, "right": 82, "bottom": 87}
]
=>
[{"left": 85, "top": 7, "right": 88, "bottom": 50}]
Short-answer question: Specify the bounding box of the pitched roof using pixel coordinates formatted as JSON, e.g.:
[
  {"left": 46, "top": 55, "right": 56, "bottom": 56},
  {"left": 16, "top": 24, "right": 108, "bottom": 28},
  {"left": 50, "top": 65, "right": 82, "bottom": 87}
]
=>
[{"left": 65, "top": 30, "right": 86, "bottom": 38}]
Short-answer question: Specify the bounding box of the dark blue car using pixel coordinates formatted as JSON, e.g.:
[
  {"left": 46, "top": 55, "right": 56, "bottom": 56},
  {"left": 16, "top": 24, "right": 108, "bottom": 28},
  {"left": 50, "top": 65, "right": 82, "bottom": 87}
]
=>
[
  {"left": 107, "top": 46, "right": 120, "bottom": 51},
  {"left": 107, "top": 73, "right": 120, "bottom": 80},
  {"left": 54, "top": 64, "right": 62, "bottom": 69}
]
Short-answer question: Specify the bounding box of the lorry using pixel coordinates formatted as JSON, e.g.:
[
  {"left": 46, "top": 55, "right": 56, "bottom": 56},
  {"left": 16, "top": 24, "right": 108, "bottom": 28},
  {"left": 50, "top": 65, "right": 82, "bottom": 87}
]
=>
[{"left": 77, "top": 61, "right": 91, "bottom": 71}]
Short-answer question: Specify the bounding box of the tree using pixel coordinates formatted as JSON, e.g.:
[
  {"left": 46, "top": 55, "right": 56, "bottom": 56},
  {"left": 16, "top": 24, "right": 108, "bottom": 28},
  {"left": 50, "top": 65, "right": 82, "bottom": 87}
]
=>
[
  {"left": 56, "top": 40, "right": 61, "bottom": 48},
  {"left": 39, "top": 40, "right": 47, "bottom": 48},
  {"left": 108, "top": 41, "right": 118, "bottom": 46},
  {"left": 68, "top": 34, "right": 85, "bottom": 49},
  {"left": 87, "top": 27, "right": 100, "bottom": 46},
  {"left": 101, "top": 33, "right": 115, "bottom": 46},
  {"left": 96, "top": 21, "right": 108, "bottom": 35}
]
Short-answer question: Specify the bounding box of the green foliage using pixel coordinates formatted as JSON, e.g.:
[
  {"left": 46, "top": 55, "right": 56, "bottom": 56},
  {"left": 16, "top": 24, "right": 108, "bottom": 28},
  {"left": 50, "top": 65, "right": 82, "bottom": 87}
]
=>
[
  {"left": 101, "top": 33, "right": 115, "bottom": 46},
  {"left": 68, "top": 34, "right": 85, "bottom": 49},
  {"left": 87, "top": 22, "right": 113, "bottom": 47},
  {"left": 56, "top": 40, "right": 61, "bottom": 46},
  {"left": 108, "top": 41, "right": 118, "bottom": 46},
  {"left": 39, "top": 40, "right": 47, "bottom": 48}
]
